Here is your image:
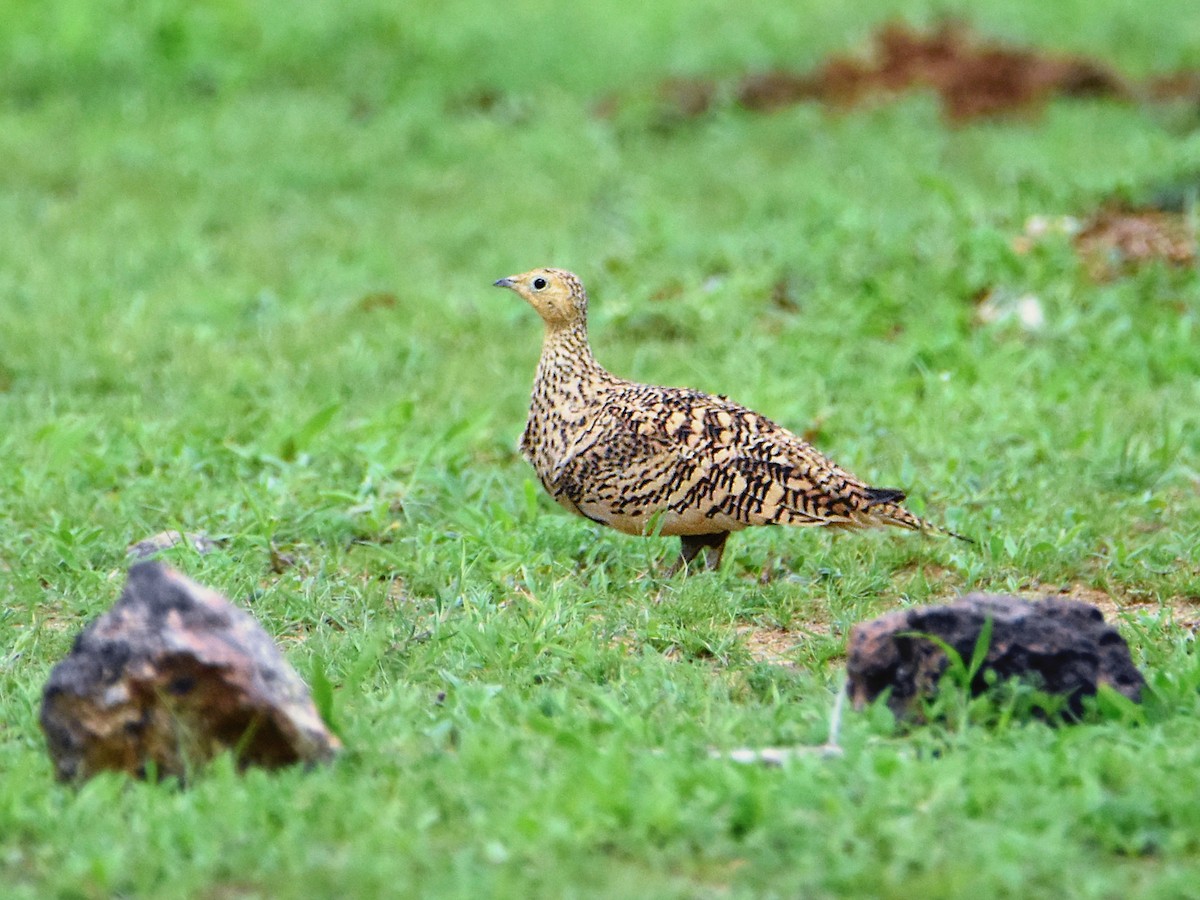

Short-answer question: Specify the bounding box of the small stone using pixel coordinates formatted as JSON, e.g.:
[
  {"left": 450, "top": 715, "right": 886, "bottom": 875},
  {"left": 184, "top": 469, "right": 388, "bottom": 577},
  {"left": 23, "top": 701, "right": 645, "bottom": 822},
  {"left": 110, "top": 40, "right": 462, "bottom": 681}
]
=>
[
  {"left": 846, "top": 593, "right": 1144, "bottom": 718},
  {"left": 40, "top": 562, "right": 340, "bottom": 782},
  {"left": 974, "top": 288, "right": 1046, "bottom": 333}
]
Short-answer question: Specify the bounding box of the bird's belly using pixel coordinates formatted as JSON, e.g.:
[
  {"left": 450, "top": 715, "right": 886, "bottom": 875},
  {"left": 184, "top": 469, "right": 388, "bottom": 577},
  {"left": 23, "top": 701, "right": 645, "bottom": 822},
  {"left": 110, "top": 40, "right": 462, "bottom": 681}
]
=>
[{"left": 574, "top": 500, "right": 746, "bottom": 537}]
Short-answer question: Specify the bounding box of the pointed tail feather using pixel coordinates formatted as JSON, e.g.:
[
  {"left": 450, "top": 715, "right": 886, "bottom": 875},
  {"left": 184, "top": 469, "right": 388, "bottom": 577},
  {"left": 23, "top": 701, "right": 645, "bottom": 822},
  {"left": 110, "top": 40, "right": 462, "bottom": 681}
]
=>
[{"left": 865, "top": 488, "right": 974, "bottom": 544}]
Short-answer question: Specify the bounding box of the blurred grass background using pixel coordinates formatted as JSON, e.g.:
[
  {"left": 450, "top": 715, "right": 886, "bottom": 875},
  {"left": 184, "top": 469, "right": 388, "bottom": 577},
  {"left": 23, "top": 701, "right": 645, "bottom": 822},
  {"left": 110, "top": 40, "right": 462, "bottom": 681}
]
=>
[{"left": 2, "top": 1, "right": 1200, "bottom": 896}]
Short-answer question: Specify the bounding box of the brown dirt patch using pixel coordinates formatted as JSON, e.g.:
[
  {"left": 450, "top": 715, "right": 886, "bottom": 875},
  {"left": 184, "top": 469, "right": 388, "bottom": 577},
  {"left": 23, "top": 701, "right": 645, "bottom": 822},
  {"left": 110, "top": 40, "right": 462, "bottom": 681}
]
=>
[
  {"left": 1016, "top": 582, "right": 1200, "bottom": 631},
  {"left": 737, "top": 621, "right": 833, "bottom": 667},
  {"left": 736, "top": 21, "right": 1128, "bottom": 122},
  {"left": 657, "top": 77, "right": 718, "bottom": 119},
  {"left": 737, "top": 625, "right": 799, "bottom": 666},
  {"left": 1147, "top": 70, "right": 1200, "bottom": 103},
  {"left": 603, "top": 21, "right": 1152, "bottom": 125},
  {"left": 604, "top": 20, "right": 1200, "bottom": 126},
  {"left": 1073, "top": 206, "right": 1197, "bottom": 279}
]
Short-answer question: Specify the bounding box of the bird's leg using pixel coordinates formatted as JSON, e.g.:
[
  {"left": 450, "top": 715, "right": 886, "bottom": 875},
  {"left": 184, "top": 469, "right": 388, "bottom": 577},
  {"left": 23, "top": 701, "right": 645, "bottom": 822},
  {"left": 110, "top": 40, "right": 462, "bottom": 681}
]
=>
[
  {"left": 701, "top": 533, "right": 728, "bottom": 570},
  {"left": 668, "top": 535, "right": 705, "bottom": 575},
  {"left": 669, "top": 533, "right": 730, "bottom": 575}
]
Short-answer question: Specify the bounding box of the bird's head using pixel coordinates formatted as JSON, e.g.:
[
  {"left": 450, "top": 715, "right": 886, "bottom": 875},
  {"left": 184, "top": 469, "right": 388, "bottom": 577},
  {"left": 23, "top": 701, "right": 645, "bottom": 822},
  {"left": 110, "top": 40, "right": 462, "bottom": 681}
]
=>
[{"left": 494, "top": 267, "right": 587, "bottom": 329}]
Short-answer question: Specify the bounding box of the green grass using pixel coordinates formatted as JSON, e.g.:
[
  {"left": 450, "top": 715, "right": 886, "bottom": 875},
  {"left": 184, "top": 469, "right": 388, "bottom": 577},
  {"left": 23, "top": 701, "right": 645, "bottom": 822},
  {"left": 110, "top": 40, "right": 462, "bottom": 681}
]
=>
[{"left": 3, "top": 0, "right": 1200, "bottom": 896}]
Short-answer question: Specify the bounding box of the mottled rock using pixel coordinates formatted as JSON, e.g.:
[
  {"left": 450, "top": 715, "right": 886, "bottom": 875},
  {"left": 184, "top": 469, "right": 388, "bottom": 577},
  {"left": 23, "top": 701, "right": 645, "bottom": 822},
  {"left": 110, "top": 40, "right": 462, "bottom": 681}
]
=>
[
  {"left": 847, "top": 594, "right": 1144, "bottom": 718},
  {"left": 41, "top": 562, "right": 340, "bottom": 782}
]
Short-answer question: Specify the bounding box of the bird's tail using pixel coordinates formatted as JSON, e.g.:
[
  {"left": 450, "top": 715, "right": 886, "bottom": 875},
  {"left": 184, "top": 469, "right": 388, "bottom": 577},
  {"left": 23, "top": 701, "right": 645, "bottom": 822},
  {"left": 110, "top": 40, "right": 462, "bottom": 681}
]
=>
[{"left": 863, "top": 486, "right": 974, "bottom": 544}]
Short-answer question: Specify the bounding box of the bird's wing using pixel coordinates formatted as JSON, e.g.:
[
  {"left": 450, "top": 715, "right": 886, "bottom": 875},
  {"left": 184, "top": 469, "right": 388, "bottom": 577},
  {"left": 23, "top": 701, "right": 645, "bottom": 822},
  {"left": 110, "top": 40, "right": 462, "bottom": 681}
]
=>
[{"left": 587, "top": 386, "right": 907, "bottom": 530}]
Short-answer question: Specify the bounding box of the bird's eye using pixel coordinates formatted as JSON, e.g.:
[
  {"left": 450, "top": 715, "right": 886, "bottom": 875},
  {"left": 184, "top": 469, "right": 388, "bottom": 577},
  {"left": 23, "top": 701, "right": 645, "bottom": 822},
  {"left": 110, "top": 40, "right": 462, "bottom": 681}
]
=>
[{"left": 532, "top": 277, "right": 548, "bottom": 290}]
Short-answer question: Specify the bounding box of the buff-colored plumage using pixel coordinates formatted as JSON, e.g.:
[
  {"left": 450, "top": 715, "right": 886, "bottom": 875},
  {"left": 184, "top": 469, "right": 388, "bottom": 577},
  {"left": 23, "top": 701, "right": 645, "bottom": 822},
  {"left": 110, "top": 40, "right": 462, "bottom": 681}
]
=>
[{"left": 495, "top": 267, "right": 965, "bottom": 572}]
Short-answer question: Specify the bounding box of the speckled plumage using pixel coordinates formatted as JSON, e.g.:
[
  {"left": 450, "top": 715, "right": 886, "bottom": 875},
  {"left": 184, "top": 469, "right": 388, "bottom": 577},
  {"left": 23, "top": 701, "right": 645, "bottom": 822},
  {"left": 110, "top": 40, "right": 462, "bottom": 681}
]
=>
[{"left": 495, "top": 267, "right": 964, "bottom": 572}]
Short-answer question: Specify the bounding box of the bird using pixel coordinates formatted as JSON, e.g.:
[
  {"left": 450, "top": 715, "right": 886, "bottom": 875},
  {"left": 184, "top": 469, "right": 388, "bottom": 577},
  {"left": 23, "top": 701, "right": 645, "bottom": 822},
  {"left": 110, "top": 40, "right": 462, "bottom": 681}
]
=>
[{"left": 494, "top": 267, "right": 967, "bottom": 573}]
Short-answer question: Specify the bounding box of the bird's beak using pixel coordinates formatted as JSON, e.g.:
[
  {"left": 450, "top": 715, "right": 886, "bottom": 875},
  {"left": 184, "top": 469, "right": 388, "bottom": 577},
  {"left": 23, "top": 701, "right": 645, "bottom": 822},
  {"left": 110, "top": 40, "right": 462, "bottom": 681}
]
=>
[{"left": 493, "top": 276, "right": 516, "bottom": 289}]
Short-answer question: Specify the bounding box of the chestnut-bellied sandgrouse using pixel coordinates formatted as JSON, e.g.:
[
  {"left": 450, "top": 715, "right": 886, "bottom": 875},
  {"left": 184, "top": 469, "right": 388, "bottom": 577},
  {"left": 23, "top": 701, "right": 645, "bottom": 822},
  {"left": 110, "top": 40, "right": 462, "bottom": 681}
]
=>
[{"left": 494, "top": 267, "right": 966, "bottom": 573}]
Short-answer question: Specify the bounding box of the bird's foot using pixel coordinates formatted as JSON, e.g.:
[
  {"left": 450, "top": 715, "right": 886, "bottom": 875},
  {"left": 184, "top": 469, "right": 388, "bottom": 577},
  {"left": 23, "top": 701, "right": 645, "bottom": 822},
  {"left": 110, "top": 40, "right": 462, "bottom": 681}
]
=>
[{"left": 669, "top": 533, "right": 730, "bottom": 576}]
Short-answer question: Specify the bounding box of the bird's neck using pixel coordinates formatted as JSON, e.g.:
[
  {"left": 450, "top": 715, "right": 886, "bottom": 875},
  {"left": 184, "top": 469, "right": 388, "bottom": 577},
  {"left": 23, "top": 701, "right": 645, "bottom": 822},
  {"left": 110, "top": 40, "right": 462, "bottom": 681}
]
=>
[
  {"left": 534, "top": 320, "right": 609, "bottom": 398},
  {"left": 523, "top": 318, "right": 616, "bottom": 468}
]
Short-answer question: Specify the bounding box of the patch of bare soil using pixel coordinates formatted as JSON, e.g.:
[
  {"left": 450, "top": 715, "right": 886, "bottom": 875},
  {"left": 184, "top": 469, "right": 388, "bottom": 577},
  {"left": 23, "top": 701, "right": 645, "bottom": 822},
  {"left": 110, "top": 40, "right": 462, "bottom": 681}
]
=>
[
  {"left": 737, "top": 622, "right": 832, "bottom": 667},
  {"left": 736, "top": 21, "right": 1128, "bottom": 123},
  {"left": 1016, "top": 582, "right": 1200, "bottom": 632},
  {"left": 656, "top": 77, "right": 718, "bottom": 119},
  {"left": 737, "top": 625, "right": 797, "bottom": 666},
  {"left": 1147, "top": 70, "right": 1200, "bottom": 104},
  {"left": 1073, "top": 205, "right": 1197, "bottom": 279},
  {"left": 602, "top": 21, "right": 1169, "bottom": 126}
]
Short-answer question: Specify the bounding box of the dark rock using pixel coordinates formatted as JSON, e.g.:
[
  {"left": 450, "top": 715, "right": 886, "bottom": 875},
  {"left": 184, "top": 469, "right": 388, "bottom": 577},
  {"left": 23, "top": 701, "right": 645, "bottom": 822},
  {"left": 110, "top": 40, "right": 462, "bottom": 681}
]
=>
[
  {"left": 846, "top": 593, "right": 1144, "bottom": 718},
  {"left": 41, "top": 562, "right": 340, "bottom": 782}
]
